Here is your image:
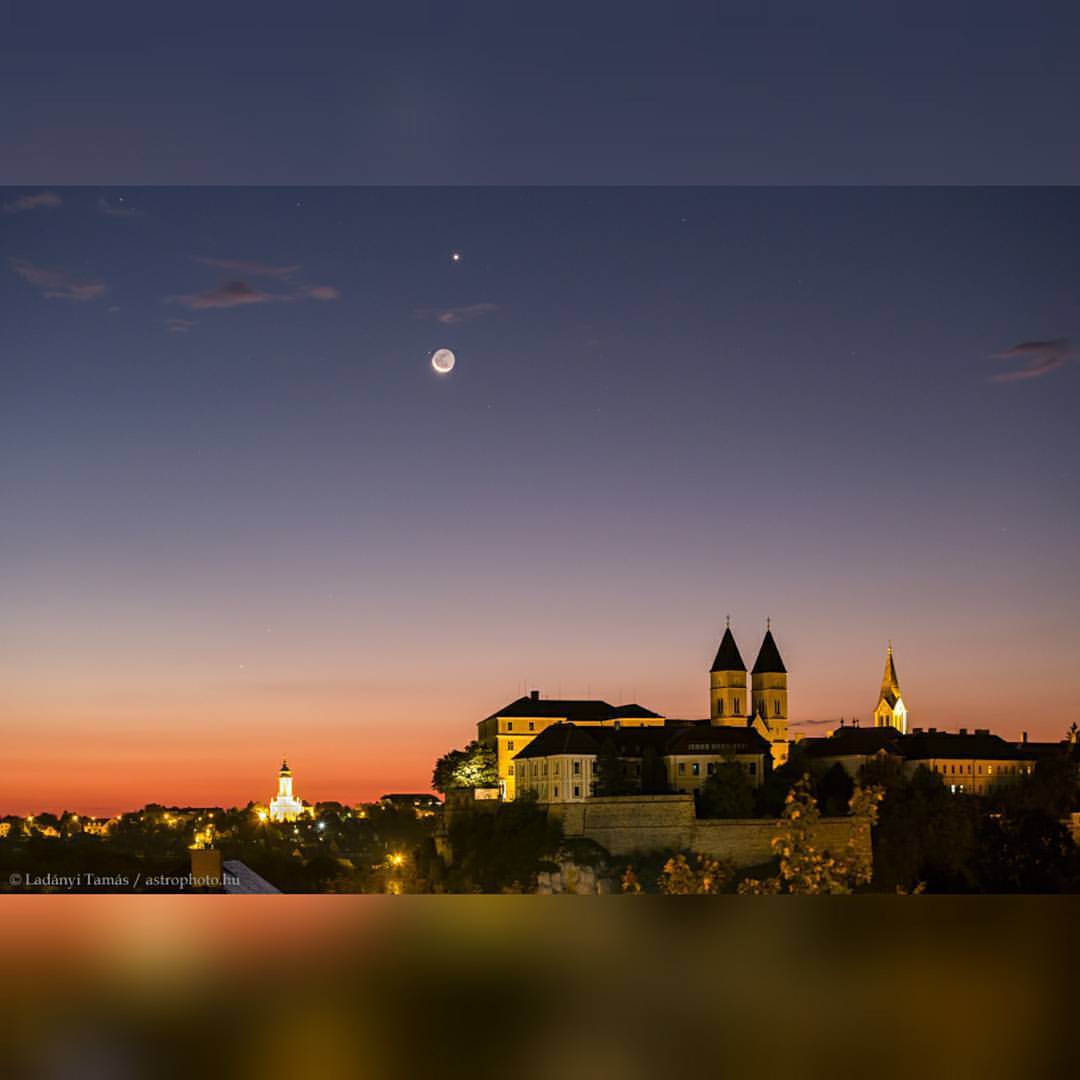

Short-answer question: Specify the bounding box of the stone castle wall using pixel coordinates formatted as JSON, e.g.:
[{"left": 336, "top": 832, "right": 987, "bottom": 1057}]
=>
[{"left": 553, "top": 795, "right": 870, "bottom": 870}]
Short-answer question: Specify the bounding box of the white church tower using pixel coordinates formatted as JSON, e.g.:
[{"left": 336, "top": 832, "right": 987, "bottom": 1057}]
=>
[{"left": 269, "top": 758, "right": 305, "bottom": 822}]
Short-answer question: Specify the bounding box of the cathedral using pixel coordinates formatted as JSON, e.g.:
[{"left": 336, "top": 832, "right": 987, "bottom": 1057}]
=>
[{"left": 710, "top": 620, "right": 790, "bottom": 764}]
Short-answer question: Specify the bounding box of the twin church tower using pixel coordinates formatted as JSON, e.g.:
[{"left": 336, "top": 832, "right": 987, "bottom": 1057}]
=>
[
  {"left": 708, "top": 622, "right": 908, "bottom": 759},
  {"left": 709, "top": 620, "right": 789, "bottom": 761}
]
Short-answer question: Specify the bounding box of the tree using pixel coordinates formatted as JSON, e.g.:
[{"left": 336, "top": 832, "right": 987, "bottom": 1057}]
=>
[
  {"left": 640, "top": 744, "right": 669, "bottom": 795},
  {"left": 656, "top": 853, "right": 735, "bottom": 894},
  {"left": 697, "top": 761, "right": 754, "bottom": 818},
  {"left": 975, "top": 808, "right": 1079, "bottom": 893},
  {"left": 594, "top": 738, "right": 634, "bottom": 797},
  {"left": 817, "top": 763, "right": 855, "bottom": 817},
  {"left": 754, "top": 742, "right": 813, "bottom": 817},
  {"left": 738, "top": 776, "right": 882, "bottom": 894},
  {"left": 863, "top": 764, "right": 981, "bottom": 893},
  {"left": 445, "top": 793, "right": 563, "bottom": 892},
  {"left": 431, "top": 740, "right": 498, "bottom": 794}
]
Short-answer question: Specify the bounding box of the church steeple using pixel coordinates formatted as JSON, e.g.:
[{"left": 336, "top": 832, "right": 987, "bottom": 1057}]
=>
[
  {"left": 751, "top": 623, "right": 789, "bottom": 757},
  {"left": 880, "top": 643, "right": 901, "bottom": 706},
  {"left": 751, "top": 626, "right": 787, "bottom": 675},
  {"left": 711, "top": 623, "right": 746, "bottom": 673},
  {"left": 873, "top": 643, "right": 908, "bottom": 733},
  {"left": 709, "top": 621, "right": 747, "bottom": 723}
]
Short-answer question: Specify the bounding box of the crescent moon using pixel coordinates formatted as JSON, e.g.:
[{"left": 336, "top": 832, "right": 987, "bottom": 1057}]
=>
[{"left": 431, "top": 348, "right": 456, "bottom": 374}]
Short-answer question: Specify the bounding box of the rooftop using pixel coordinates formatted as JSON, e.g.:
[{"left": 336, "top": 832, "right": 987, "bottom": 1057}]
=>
[{"left": 487, "top": 695, "right": 661, "bottom": 723}]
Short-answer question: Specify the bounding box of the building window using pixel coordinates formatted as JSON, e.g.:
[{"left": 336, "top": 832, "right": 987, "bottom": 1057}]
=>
[
  {"left": 707, "top": 762, "right": 716, "bottom": 776},
  {"left": 554, "top": 762, "right": 560, "bottom": 775},
  {"left": 573, "top": 785, "right": 580, "bottom": 798},
  {"left": 774, "top": 700, "right": 780, "bottom": 716},
  {"left": 734, "top": 696, "right": 741, "bottom": 713},
  {"left": 573, "top": 761, "right": 581, "bottom": 776},
  {"left": 691, "top": 763, "right": 700, "bottom": 776},
  {"left": 748, "top": 762, "right": 756, "bottom": 776},
  {"left": 507, "top": 722, "right": 513, "bottom": 731},
  {"left": 553, "top": 786, "right": 559, "bottom": 799},
  {"left": 678, "top": 763, "right": 686, "bottom": 776},
  {"left": 528, "top": 722, "right": 535, "bottom": 731},
  {"left": 507, "top": 741, "right": 514, "bottom": 751},
  {"left": 717, "top": 701, "right": 724, "bottom": 717}
]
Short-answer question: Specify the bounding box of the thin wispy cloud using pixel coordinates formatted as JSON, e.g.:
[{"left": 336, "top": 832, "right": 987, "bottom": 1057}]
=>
[
  {"left": 299, "top": 284, "right": 341, "bottom": 301},
  {"left": 8, "top": 257, "right": 107, "bottom": 302},
  {"left": 170, "top": 279, "right": 341, "bottom": 310},
  {"left": 166, "top": 318, "right": 196, "bottom": 333},
  {"left": 97, "top": 195, "right": 145, "bottom": 218},
  {"left": 193, "top": 257, "right": 301, "bottom": 280},
  {"left": 416, "top": 302, "right": 498, "bottom": 325},
  {"left": 171, "top": 280, "right": 276, "bottom": 310},
  {"left": 990, "top": 338, "right": 1072, "bottom": 383},
  {"left": 2, "top": 191, "right": 62, "bottom": 214}
]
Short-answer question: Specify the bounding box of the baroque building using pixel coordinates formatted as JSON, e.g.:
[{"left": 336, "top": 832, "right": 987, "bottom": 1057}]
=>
[{"left": 476, "top": 620, "right": 791, "bottom": 800}]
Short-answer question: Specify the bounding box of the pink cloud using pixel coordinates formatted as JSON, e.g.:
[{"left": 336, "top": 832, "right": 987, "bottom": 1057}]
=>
[
  {"left": 193, "top": 257, "right": 301, "bottom": 280},
  {"left": 990, "top": 339, "right": 1071, "bottom": 383},
  {"left": 300, "top": 284, "right": 341, "bottom": 301},
  {"left": 8, "top": 257, "right": 106, "bottom": 302},
  {"left": 416, "top": 302, "right": 498, "bottom": 325},
  {"left": 3, "top": 191, "right": 62, "bottom": 214},
  {"left": 171, "top": 281, "right": 277, "bottom": 310},
  {"left": 171, "top": 279, "right": 341, "bottom": 310}
]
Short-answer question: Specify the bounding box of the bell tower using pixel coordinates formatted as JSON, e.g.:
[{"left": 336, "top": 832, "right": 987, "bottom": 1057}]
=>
[
  {"left": 751, "top": 621, "right": 789, "bottom": 748},
  {"left": 873, "top": 643, "right": 908, "bottom": 733},
  {"left": 710, "top": 619, "right": 747, "bottom": 723}
]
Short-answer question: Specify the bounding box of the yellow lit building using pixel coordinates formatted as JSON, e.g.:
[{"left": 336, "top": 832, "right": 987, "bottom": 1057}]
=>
[
  {"left": 477, "top": 694, "right": 665, "bottom": 801},
  {"left": 479, "top": 620, "right": 791, "bottom": 798},
  {"left": 512, "top": 722, "right": 770, "bottom": 804},
  {"left": 713, "top": 621, "right": 791, "bottom": 767},
  {"left": 873, "top": 643, "right": 909, "bottom": 733},
  {"left": 900, "top": 729, "right": 1033, "bottom": 794},
  {"left": 269, "top": 758, "right": 305, "bottom": 822}
]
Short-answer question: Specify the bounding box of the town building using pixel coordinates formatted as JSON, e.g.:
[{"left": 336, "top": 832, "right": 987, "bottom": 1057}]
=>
[
  {"left": 477, "top": 694, "right": 665, "bottom": 800},
  {"left": 268, "top": 758, "right": 305, "bottom": 822},
  {"left": 478, "top": 621, "right": 790, "bottom": 799},
  {"left": 801, "top": 726, "right": 1037, "bottom": 795},
  {"left": 512, "top": 722, "right": 770, "bottom": 804}
]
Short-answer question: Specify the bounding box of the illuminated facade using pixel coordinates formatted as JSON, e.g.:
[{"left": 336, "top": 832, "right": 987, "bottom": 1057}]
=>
[
  {"left": 269, "top": 758, "right": 305, "bottom": 822},
  {"left": 873, "top": 644, "right": 909, "bottom": 733},
  {"left": 513, "top": 723, "right": 769, "bottom": 804},
  {"left": 480, "top": 621, "right": 790, "bottom": 798},
  {"left": 478, "top": 694, "right": 665, "bottom": 801},
  {"left": 713, "top": 622, "right": 791, "bottom": 767}
]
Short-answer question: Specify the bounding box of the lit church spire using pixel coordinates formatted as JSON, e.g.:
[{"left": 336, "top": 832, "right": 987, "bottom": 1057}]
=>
[
  {"left": 873, "top": 643, "right": 908, "bottom": 733},
  {"left": 269, "top": 757, "right": 305, "bottom": 822}
]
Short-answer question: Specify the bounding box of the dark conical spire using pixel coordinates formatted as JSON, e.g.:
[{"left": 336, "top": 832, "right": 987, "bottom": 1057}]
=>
[
  {"left": 751, "top": 628, "right": 786, "bottom": 674},
  {"left": 880, "top": 643, "right": 901, "bottom": 706},
  {"left": 710, "top": 626, "right": 746, "bottom": 673}
]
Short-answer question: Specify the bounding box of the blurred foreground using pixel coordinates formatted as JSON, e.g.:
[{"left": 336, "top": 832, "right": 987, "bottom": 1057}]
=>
[{"left": 2, "top": 897, "right": 1077, "bottom": 1078}]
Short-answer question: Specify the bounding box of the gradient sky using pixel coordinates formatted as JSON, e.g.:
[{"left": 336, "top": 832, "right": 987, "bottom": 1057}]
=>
[
  {"left": 2, "top": 186, "right": 1078, "bottom": 813},
  {"left": 5, "top": 2, "right": 1080, "bottom": 186}
]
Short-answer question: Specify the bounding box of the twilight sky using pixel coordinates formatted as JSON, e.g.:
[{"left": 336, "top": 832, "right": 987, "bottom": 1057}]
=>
[
  {"left": 2, "top": 186, "right": 1078, "bottom": 813},
  {"left": 5, "top": 2, "right": 1080, "bottom": 186}
]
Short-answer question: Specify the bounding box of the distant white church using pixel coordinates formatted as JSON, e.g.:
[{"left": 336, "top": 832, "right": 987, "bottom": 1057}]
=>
[{"left": 269, "top": 758, "right": 305, "bottom": 822}]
